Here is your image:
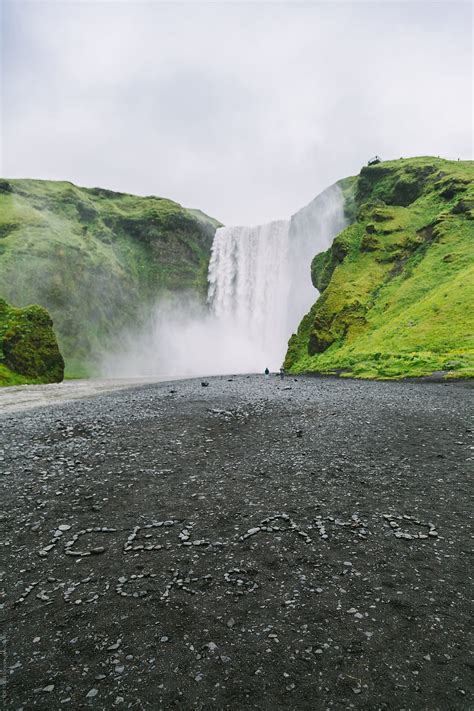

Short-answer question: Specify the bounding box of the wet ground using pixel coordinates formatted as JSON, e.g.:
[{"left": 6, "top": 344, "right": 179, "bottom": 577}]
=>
[
  {"left": 0, "top": 378, "right": 167, "bottom": 415},
  {"left": 0, "top": 374, "right": 472, "bottom": 709}
]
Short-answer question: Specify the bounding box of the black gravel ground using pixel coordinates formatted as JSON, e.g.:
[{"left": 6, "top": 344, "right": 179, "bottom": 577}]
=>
[{"left": 0, "top": 375, "right": 473, "bottom": 710}]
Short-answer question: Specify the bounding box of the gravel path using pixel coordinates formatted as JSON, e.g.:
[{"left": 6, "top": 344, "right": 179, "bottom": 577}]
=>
[{"left": 0, "top": 375, "right": 472, "bottom": 709}]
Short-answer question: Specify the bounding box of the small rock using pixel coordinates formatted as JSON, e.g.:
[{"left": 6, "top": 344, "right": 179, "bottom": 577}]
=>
[
  {"left": 86, "top": 688, "right": 98, "bottom": 698},
  {"left": 246, "top": 527, "right": 260, "bottom": 537},
  {"left": 43, "top": 684, "right": 55, "bottom": 693}
]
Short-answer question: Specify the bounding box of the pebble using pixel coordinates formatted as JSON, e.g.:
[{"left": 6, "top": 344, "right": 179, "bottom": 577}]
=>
[
  {"left": 246, "top": 527, "right": 261, "bottom": 537},
  {"left": 86, "top": 688, "right": 98, "bottom": 698}
]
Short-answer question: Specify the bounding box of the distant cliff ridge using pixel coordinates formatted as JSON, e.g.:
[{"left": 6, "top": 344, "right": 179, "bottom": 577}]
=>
[
  {"left": 0, "top": 179, "right": 221, "bottom": 376},
  {"left": 285, "top": 157, "right": 474, "bottom": 379},
  {"left": 1, "top": 158, "right": 472, "bottom": 384}
]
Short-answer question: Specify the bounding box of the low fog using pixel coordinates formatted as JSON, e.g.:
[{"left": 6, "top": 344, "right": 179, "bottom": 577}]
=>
[{"left": 100, "top": 296, "right": 270, "bottom": 378}]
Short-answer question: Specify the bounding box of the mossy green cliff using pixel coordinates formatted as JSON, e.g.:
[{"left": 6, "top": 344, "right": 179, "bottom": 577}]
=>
[
  {"left": 285, "top": 157, "right": 474, "bottom": 379},
  {"left": 0, "top": 297, "right": 64, "bottom": 385},
  {"left": 0, "top": 179, "right": 221, "bottom": 376}
]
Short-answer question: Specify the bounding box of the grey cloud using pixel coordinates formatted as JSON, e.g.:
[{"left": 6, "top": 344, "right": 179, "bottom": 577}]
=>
[{"left": 1, "top": 0, "right": 472, "bottom": 225}]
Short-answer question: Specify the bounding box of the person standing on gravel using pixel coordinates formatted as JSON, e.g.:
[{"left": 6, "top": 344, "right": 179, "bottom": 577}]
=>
[
  {"left": 280, "top": 367, "right": 285, "bottom": 380},
  {"left": 264, "top": 367, "right": 270, "bottom": 378}
]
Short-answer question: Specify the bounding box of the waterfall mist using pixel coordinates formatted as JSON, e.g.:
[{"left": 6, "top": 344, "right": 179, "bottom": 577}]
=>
[{"left": 101, "top": 184, "right": 346, "bottom": 378}]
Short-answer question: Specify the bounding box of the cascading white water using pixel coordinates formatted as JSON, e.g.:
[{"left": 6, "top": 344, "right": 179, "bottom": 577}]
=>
[
  {"left": 101, "top": 183, "right": 347, "bottom": 377},
  {"left": 207, "top": 183, "right": 347, "bottom": 370},
  {"left": 207, "top": 220, "right": 292, "bottom": 368}
]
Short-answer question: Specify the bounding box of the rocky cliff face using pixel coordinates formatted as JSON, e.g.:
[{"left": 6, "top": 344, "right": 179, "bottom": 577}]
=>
[
  {"left": 0, "top": 298, "right": 64, "bottom": 385},
  {"left": 285, "top": 157, "right": 474, "bottom": 379},
  {"left": 0, "top": 179, "right": 221, "bottom": 376}
]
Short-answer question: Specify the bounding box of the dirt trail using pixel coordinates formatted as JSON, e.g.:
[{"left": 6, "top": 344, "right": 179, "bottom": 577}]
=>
[{"left": 0, "top": 375, "right": 472, "bottom": 709}]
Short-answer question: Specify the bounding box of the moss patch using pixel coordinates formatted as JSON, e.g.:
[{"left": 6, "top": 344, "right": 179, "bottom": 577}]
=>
[{"left": 0, "top": 297, "right": 64, "bottom": 385}]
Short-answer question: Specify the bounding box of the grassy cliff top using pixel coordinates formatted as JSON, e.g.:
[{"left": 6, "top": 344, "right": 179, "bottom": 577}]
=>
[
  {"left": 0, "top": 177, "right": 222, "bottom": 237},
  {"left": 285, "top": 156, "right": 474, "bottom": 380}
]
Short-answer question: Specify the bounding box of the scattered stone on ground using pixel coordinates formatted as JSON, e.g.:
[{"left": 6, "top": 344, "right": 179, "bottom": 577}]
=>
[{"left": 0, "top": 374, "right": 472, "bottom": 709}]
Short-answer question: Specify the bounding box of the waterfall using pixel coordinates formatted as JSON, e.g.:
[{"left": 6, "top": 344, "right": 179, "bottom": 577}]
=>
[
  {"left": 207, "top": 220, "right": 292, "bottom": 368},
  {"left": 101, "top": 183, "right": 347, "bottom": 377},
  {"left": 207, "top": 183, "right": 347, "bottom": 370}
]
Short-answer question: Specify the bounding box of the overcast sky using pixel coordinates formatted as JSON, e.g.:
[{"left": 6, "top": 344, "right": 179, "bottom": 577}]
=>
[{"left": 1, "top": 1, "right": 472, "bottom": 225}]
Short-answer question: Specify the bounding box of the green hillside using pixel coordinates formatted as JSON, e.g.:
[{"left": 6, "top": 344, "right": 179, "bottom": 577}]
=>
[
  {"left": 0, "top": 297, "right": 64, "bottom": 386},
  {"left": 285, "top": 157, "right": 474, "bottom": 379},
  {"left": 0, "top": 179, "right": 221, "bottom": 376}
]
